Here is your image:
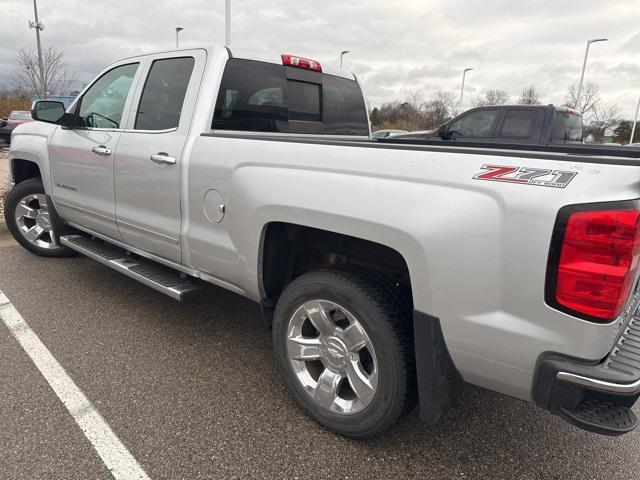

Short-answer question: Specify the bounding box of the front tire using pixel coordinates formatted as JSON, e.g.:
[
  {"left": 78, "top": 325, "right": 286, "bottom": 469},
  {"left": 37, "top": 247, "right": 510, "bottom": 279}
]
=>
[
  {"left": 4, "top": 178, "right": 75, "bottom": 257},
  {"left": 272, "top": 267, "right": 416, "bottom": 438}
]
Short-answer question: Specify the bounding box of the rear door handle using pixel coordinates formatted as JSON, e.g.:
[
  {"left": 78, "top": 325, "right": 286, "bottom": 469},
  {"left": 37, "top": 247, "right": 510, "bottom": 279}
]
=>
[
  {"left": 91, "top": 145, "right": 112, "bottom": 156},
  {"left": 150, "top": 153, "right": 176, "bottom": 165}
]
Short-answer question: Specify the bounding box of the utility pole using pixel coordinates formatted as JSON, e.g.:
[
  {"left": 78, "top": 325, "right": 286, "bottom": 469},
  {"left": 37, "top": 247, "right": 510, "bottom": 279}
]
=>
[
  {"left": 631, "top": 96, "right": 640, "bottom": 145},
  {"left": 175, "top": 27, "right": 184, "bottom": 48},
  {"left": 28, "top": 0, "right": 46, "bottom": 99},
  {"left": 575, "top": 38, "right": 607, "bottom": 112},
  {"left": 225, "top": 0, "right": 231, "bottom": 45},
  {"left": 340, "top": 50, "right": 350, "bottom": 69},
  {"left": 458, "top": 68, "right": 473, "bottom": 112}
]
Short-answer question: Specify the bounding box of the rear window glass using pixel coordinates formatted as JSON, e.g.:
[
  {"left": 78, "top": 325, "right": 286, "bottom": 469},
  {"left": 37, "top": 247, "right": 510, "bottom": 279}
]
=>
[
  {"left": 500, "top": 110, "right": 536, "bottom": 138},
  {"left": 212, "top": 59, "right": 368, "bottom": 135},
  {"left": 287, "top": 80, "right": 321, "bottom": 122},
  {"left": 551, "top": 112, "right": 583, "bottom": 142}
]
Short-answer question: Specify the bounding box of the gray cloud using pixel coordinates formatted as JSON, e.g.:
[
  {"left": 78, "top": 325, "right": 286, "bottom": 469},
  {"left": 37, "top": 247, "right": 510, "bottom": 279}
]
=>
[{"left": 1, "top": 0, "right": 638, "bottom": 117}]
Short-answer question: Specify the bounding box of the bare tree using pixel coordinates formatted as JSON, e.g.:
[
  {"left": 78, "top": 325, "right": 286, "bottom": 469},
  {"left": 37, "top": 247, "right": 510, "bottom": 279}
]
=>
[
  {"left": 588, "top": 102, "right": 620, "bottom": 143},
  {"left": 565, "top": 81, "right": 600, "bottom": 117},
  {"left": 472, "top": 89, "right": 511, "bottom": 107},
  {"left": 424, "top": 89, "right": 456, "bottom": 127},
  {"left": 518, "top": 86, "right": 541, "bottom": 105},
  {"left": 11, "top": 46, "right": 77, "bottom": 97}
]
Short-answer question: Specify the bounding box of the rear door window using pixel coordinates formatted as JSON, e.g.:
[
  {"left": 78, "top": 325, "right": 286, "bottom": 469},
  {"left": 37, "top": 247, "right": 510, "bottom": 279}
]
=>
[
  {"left": 212, "top": 58, "right": 368, "bottom": 135},
  {"left": 134, "top": 57, "right": 195, "bottom": 130},
  {"left": 499, "top": 110, "right": 536, "bottom": 138}
]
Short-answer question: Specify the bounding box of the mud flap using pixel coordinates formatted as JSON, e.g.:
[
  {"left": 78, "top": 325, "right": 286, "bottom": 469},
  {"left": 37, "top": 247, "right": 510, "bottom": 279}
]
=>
[{"left": 413, "top": 311, "right": 463, "bottom": 423}]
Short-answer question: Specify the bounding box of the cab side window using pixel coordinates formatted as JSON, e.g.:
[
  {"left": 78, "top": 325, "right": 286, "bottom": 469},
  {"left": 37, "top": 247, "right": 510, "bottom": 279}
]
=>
[
  {"left": 134, "top": 57, "right": 195, "bottom": 130},
  {"left": 448, "top": 109, "right": 499, "bottom": 138},
  {"left": 77, "top": 63, "right": 139, "bottom": 128}
]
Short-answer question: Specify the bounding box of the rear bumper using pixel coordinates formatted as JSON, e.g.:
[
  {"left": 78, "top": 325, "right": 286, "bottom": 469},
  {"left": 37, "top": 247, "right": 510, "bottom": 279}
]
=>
[{"left": 534, "top": 313, "right": 640, "bottom": 435}]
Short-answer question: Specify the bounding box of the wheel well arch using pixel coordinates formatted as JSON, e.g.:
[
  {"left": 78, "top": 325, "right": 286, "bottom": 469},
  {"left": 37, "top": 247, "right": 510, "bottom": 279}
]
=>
[
  {"left": 259, "top": 222, "right": 413, "bottom": 310},
  {"left": 11, "top": 159, "right": 41, "bottom": 184}
]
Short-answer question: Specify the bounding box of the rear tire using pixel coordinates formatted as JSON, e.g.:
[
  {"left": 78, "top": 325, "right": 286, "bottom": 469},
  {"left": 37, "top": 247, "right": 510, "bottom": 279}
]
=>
[
  {"left": 272, "top": 267, "right": 416, "bottom": 438},
  {"left": 4, "top": 178, "right": 75, "bottom": 257}
]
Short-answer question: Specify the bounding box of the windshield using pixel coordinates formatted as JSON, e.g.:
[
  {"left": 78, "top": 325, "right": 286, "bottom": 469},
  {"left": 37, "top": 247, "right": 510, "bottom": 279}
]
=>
[
  {"left": 9, "top": 112, "right": 32, "bottom": 121},
  {"left": 551, "top": 111, "right": 582, "bottom": 143}
]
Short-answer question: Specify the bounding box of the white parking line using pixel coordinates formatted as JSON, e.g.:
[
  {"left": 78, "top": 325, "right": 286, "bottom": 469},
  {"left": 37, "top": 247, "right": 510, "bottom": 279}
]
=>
[{"left": 0, "top": 290, "right": 151, "bottom": 480}]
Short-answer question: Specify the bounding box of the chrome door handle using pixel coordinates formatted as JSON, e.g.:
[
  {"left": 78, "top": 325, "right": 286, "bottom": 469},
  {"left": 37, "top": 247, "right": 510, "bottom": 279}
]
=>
[
  {"left": 91, "top": 145, "right": 112, "bottom": 156},
  {"left": 150, "top": 153, "right": 176, "bottom": 165}
]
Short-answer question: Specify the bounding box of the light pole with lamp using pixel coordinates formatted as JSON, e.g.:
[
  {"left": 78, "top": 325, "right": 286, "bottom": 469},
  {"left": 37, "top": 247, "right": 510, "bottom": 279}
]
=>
[
  {"left": 28, "top": 0, "right": 46, "bottom": 99},
  {"left": 340, "top": 50, "right": 350, "bottom": 69},
  {"left": 175, "top": 27, "right": 184, "bottom": 48},
  {"left": 575, "top": 38, "right": 608, "bottom": 112},
  {"left": 458, "top": 67, "right": 473, "bottom": 112}
]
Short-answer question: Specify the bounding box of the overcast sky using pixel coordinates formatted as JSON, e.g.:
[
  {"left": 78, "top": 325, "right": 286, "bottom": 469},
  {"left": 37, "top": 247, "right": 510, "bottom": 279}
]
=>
[{"left": 1, "top": 0, "right": 639, "bottom": 117}]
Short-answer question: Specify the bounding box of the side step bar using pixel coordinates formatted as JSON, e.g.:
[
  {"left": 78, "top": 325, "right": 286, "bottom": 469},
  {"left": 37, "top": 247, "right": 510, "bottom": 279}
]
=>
[{"left": 60, "top": 234, "right": 199, "bottom": 300}]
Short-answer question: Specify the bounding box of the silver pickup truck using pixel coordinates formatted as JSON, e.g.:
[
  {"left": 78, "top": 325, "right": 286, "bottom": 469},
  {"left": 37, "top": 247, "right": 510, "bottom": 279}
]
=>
[{"left": 5, "top": 46, "right": 640, "bottom": 438}]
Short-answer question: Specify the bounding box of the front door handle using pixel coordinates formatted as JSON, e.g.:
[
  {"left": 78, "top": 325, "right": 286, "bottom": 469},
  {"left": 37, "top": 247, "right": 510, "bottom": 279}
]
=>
[
  {"left": 150, "top": 153, "right": 176, "bottom": 165},
  {"left": 92, "top": 145, "right": 112, "bottom": 156}
]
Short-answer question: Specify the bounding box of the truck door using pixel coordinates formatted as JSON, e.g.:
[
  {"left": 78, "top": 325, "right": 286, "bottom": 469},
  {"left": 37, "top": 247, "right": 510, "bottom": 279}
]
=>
[
  {"left": 49, "top": 62, "right": 141, "bottom": 238},
  {"left": 113, "top": 50, "right": 205, "bottom": 263}
]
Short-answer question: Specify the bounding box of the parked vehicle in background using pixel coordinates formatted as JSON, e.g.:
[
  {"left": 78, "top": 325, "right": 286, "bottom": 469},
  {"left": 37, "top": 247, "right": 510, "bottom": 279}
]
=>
[
  {"left": 371, "top": 129, "right": 406, "bottom": 139},
  {"left": 0, "top": 111, "right": 34, "bottom": 145},
  {"left": 7, "top": 111, "right": 33, "bottom": 126},
  {"left": 6, "top": 46, "right": 640, "bottom": 439},
  {"left": 392, "top": 105, "right": 583, "bottom": 145}
]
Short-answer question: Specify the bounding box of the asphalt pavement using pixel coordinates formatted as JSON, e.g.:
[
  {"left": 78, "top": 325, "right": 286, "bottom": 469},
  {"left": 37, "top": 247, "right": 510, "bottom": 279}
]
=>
[{"left": 1, "top": 235, "right": 640, "bottom": 479}]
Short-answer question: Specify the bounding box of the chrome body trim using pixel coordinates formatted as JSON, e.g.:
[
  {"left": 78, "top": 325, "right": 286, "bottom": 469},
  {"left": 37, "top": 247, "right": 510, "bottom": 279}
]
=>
[
  {"left": 56, "top": 201, "right": 113, "bottom": 221},
  {"left": 116, "top": 219, "right": 179, "bottom": 244},
  {"left": 556, "top": 372, "right": 640, "bottom": 395}
]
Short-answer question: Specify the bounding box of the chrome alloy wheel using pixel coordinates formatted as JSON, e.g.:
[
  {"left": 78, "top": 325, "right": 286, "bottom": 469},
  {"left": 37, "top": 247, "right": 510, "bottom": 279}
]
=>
[
  {"left": 287, "top": 299, "right": 378, "bottom": 415},
  {"left": 14, "top": 193, "right": 57, "bottom": 250}
]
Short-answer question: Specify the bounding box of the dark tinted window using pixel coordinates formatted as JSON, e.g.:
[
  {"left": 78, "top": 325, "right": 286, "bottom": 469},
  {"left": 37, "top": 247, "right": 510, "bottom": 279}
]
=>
[
  {"left": 287, "top": 80, "right": 321, "bottom": 122},
  {"left": 213, "top": 59, "right": 287, "bottom": 132},
  {"left": 448, "top": 109, "right": 498, "bottom": 138},
  {"left": 135, "top": 57, "right": 195, "bottom": 130},
  {"left": 323, "top": 75, "right": 369, "bottom": 135},
  {"left": 212, "top": 59, "right": 368, "bottom": 135},
  {"left": 500, "top": 110, "right": 536, "bottom": 138},
  {"left": 551, "top": 112, "right": 583, "bottom": 142}
]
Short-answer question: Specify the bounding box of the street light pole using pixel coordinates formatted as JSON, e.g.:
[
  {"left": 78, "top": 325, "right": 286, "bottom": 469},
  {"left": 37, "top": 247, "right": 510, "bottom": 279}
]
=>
[
  {"left": 175, "top": 27, "right": 184, "bottom": 48},
  {"left": 340, "top": 50, "right": 350, "bottom": 69},
  {"left": 225, "top": 0, "right": 231, "bottom": 45},
  {"left": 28, "top": 0, "right": 46, "bottom": 99},
  {"left": 458, "top": 68, "right": 473, "bottom": 112},
  {"left": 630, "top": 96, "right": 640, "bottom": 145},
  {"left": 575, "top": 38, "right": 608, "bottom": 112}
]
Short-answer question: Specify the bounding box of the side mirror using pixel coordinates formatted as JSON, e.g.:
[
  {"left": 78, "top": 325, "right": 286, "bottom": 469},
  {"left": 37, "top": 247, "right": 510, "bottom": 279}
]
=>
[
  {"left": 437, "top": 123, "right": 448, "bottom": 139},
  {"left": 32, "top": 100, "right": 68, "bottom": 125}
]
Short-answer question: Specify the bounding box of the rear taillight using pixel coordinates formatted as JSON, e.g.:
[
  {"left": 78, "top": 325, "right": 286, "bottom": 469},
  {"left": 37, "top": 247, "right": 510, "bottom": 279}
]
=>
[
  {"left": 281, "top": 54, "right": 322, "bottom": 72},
  {"left": 546, "top": 202, "right": 640, "bottom": 322}
]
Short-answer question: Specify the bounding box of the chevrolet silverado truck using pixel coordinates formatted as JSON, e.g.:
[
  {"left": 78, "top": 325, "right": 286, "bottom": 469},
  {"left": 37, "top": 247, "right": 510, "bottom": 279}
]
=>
[{"left": 5, "top": 46, "right": 640, "bottom": 438}]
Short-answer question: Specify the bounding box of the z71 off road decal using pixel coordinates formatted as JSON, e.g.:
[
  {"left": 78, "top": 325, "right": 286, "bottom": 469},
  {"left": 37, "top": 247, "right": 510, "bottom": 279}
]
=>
[{"left": 473, "top": 164, "right": 577, "bottom": 188}]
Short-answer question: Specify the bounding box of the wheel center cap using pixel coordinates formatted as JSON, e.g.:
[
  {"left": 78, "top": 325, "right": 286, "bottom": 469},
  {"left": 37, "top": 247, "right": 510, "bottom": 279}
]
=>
[
  {"left": 321, "top": 336, "right": 349, "bottom": 371},
  {"left": 36, "top": 212, "right": 51, "bottom": 230}
]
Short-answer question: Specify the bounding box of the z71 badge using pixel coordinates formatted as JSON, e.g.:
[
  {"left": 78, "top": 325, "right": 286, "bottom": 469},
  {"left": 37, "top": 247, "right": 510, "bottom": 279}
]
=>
[{"left": 473, "top": 164, "right": 577, "bottom": 188}]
